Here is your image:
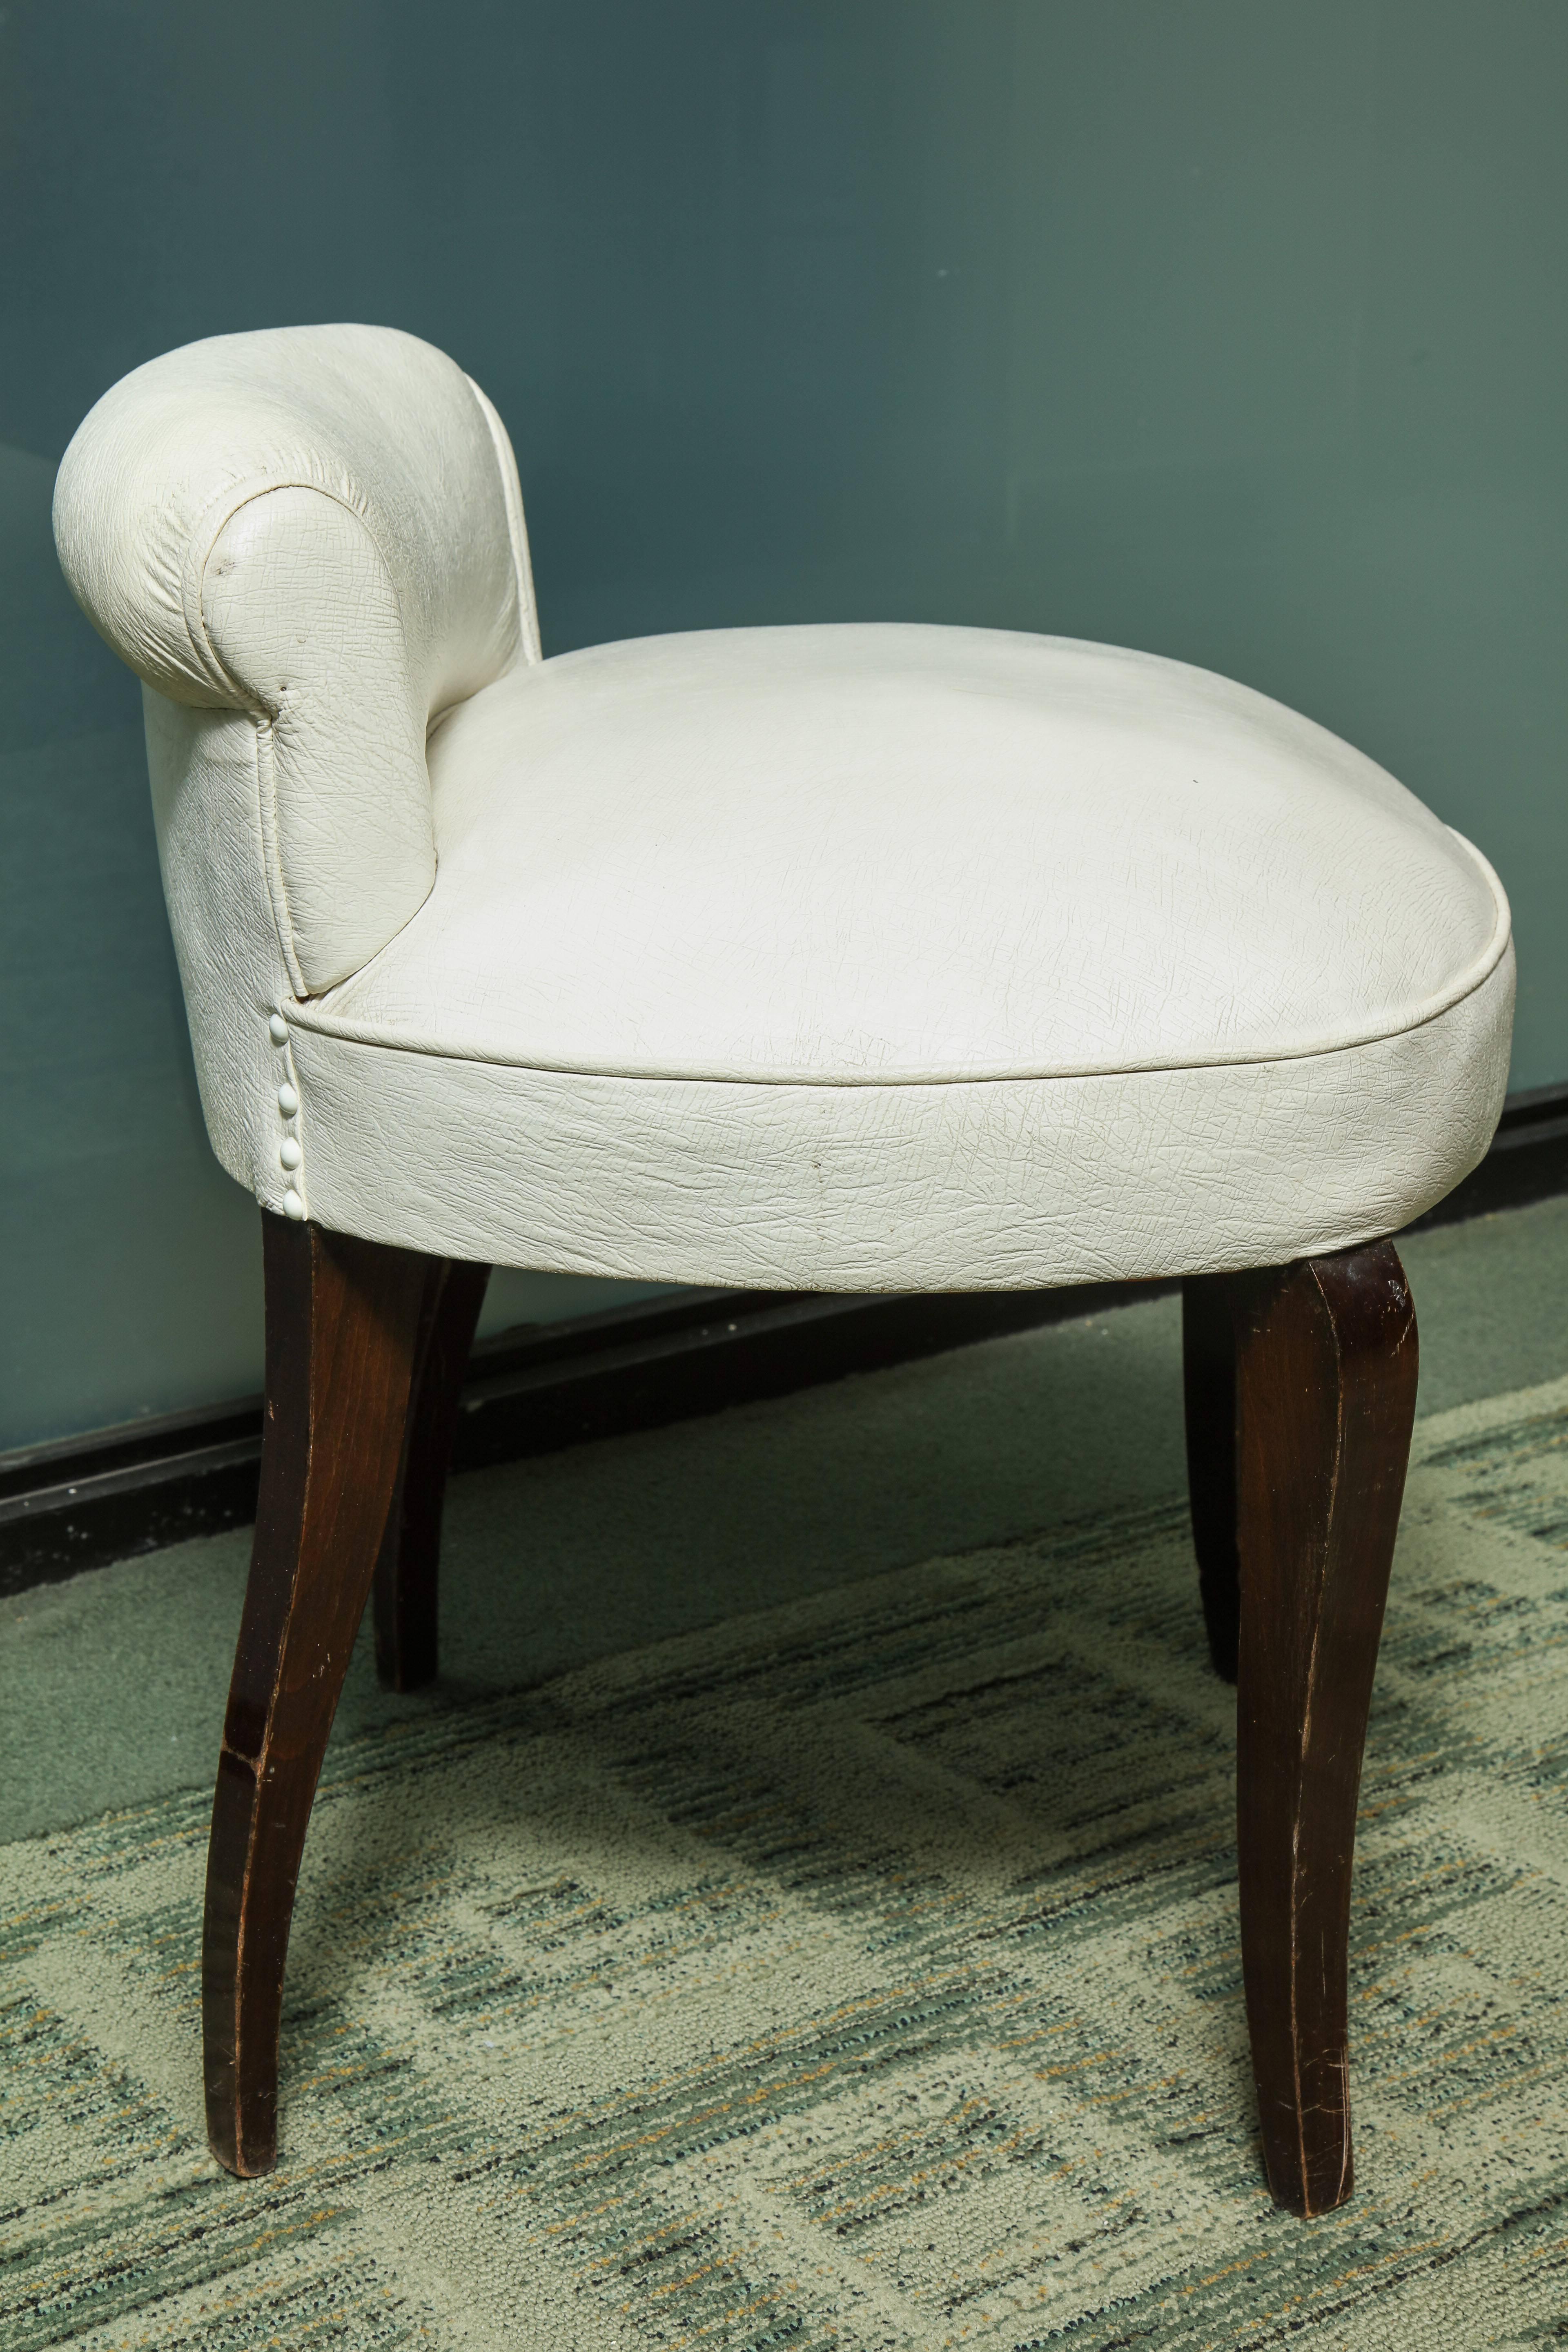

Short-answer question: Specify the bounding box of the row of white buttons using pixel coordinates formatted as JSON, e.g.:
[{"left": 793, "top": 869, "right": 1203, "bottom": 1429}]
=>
[{"left": 270, "top": 1013, "right": 305, "bottom": 1219}]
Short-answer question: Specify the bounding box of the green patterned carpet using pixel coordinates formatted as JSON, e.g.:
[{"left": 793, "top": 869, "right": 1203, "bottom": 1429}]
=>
[{"left": 4, "top": 1377, "right": 1568, "bottom": 2348}]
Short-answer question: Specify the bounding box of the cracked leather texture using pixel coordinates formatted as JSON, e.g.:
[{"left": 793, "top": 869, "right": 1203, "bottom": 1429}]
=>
[
  {"left": 53, "top": 323, "right": 537, "bottom": 991},
  {"left": 288, "top": 955, "right": 1513, "bottom": 1287},
  {"left": 311, "top": 625, "right": 1509, "bottom": 1082},
  {"left": 54, "top": 328, "right": 1514, "bottom": 1283}
]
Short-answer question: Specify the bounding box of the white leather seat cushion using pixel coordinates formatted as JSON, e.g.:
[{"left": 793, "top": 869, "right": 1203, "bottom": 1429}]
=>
[{"left": 284, "top": 624, "right": 1513, "bottom": 1288}]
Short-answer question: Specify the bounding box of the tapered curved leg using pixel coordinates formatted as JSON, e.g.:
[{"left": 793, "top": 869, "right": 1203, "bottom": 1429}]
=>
[
  {"left": 1182, "top": 1273, "right": 1242, "bottom": 1682},
  {"left": 372, "top": 1258, "right": 490, "bottom": 1692},
  {"left": 203, "top": 1212, "right": 430, "bottom": 2177},
  {"left": 1232, "top": 1240, "right": 1417, "bottom": 2216}
]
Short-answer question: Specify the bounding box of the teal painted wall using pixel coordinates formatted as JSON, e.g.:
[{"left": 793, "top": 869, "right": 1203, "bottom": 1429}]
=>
[{"left": 2, "top": 0, "right": 1565, "bottom": 1451}]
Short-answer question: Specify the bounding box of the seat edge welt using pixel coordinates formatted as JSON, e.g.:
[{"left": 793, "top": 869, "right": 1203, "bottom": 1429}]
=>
[
  {"left": 279, "top": 962, "right": 1512, "bottom": 1292},
  {"left": 281, "top": 915, "right": 1513, "bottom": 1086}
]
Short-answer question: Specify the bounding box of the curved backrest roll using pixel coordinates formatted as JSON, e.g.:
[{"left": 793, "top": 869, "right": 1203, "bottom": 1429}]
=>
[{"left": 54, "top": 324, "right": 539, "bottom": 993}]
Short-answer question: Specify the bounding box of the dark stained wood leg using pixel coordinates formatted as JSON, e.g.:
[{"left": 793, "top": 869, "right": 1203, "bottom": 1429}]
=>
[
  {"left": 203, "top": 1212, "right": 430, "bottom": 2178},
  {"left": 372, "top": 1258, "right": 490, "bottom": 1692},
  {"left": 1232, "top": 1239, "right": 1418, "bottom": 2216},
  {"left": 1182, "top": 1274, "right": 1242, "bottom": 1682}
]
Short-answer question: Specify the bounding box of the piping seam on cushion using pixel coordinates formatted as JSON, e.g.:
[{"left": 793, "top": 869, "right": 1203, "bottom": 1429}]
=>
[
  {"left": 278, "top": 930, "right": 1512, "bottom": 1092},
  {"left": 281, "top": 829, "right": 1512, "bottom": 1087}
]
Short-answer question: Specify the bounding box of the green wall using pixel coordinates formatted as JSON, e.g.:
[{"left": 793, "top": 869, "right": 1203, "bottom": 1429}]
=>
[{"left": 2, "top": 0, "right": 1564, "bottom": 1452}]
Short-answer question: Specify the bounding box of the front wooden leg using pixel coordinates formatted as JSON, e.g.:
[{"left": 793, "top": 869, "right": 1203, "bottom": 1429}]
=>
[
  {"left": 372, "top": 1257, "right": 490, "bottom": 1692},
  {"left": 1233, "top": 1240, "right": 1418, "bottom": 2216},
  {"left": 203, "top": 1212, "right": 430, "bottom": 2177}
]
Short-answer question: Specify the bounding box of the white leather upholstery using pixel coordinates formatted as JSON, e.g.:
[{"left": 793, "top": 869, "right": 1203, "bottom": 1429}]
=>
[
  {"left": 53, "top": 328, "right": 1514, "bottom": 1292},
  {"left": 321, "top": 626, "right": 1507, "bottom": 1082},
  {"left": 53, "top": 325, "right": 538, "bottom": 991}
]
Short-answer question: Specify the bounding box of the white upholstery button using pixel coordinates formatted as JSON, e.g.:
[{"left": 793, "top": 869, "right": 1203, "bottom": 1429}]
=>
[
  {"left": 268, "top": 1013, "right": 288, "bottom": 1045},
  {"left": 283, "top": 1189, "right": 305, "bottom": 1221},
  {"left": 279, "top": 1138, "right": 302, "bottom": 1170},
  {"left": 277, "top": 1082, "right": 299, "bottom": 1116}
]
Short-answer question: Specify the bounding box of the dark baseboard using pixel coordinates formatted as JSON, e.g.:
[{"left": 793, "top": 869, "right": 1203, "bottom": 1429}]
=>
[
  {"left": 1402, "top": 1083, "right": 1568, "bottom": 1231},
  {"left": 5, "top": 1082, "right": 1566, "bottom": 1599}
]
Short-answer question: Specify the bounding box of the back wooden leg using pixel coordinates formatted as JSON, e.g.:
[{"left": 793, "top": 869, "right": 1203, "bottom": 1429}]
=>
[
  {"left": 1182, "top": 1273, "right": 1242, "bottom": 1682},
  {"left": 203, "top": 1212, "right": 430, "bottom": 2178},
  {"left": 372, "top": 1258, "right": 490, "bottom": 1692},
  {"left": 1232, "top": 1240, "right": 1418, "bottom": 2215}
]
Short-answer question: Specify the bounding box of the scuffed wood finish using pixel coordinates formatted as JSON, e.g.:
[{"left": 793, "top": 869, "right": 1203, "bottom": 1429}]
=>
[
  {"left": 1181, "top": 1273, "right": 1242, "bottom": 1683},
  {"left": 203, "top": 1212, "right": 430, "bottom": 2178},
  {"left": 1232, "top": 1239, "right": 1418, "bottom": 2216},
  {"left": 372, "top": 1257, "right": 490, "bottom": 1692}
]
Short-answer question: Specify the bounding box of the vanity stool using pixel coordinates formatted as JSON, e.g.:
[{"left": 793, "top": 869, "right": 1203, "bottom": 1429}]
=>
[{"left": 53, "top": 325, "right": 1514, "bottom": 2214}]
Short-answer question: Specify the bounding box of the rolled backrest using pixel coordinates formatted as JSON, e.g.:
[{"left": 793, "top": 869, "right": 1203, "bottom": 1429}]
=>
[{"left": 53, "top": 323, "right": 539, "bottom": 993}]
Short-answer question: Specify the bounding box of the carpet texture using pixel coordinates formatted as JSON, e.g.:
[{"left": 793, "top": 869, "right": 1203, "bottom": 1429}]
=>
[{"left": 4, "top": 1376, "right": 1568, "bottom": 2349}]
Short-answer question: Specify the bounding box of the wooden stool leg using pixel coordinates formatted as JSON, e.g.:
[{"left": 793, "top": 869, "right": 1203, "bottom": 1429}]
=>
[
  {"left": 1182, "top": 1273, "right": 1242, "bottom": 1682},
  {"left": 371, "top": 1257, "right": 489, "bottom": 1692},
  {"left": 203, "top": 1212, "right": 430, "bottom": 2178},
  {"left": 1233, "top": 1240, "right": 1417, "bottom": 2216}
]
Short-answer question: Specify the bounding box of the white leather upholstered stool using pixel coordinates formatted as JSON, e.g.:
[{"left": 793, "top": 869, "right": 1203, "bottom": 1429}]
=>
[{"left": 55, "top": 326, "right": 1514, "bottom": 2213}]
